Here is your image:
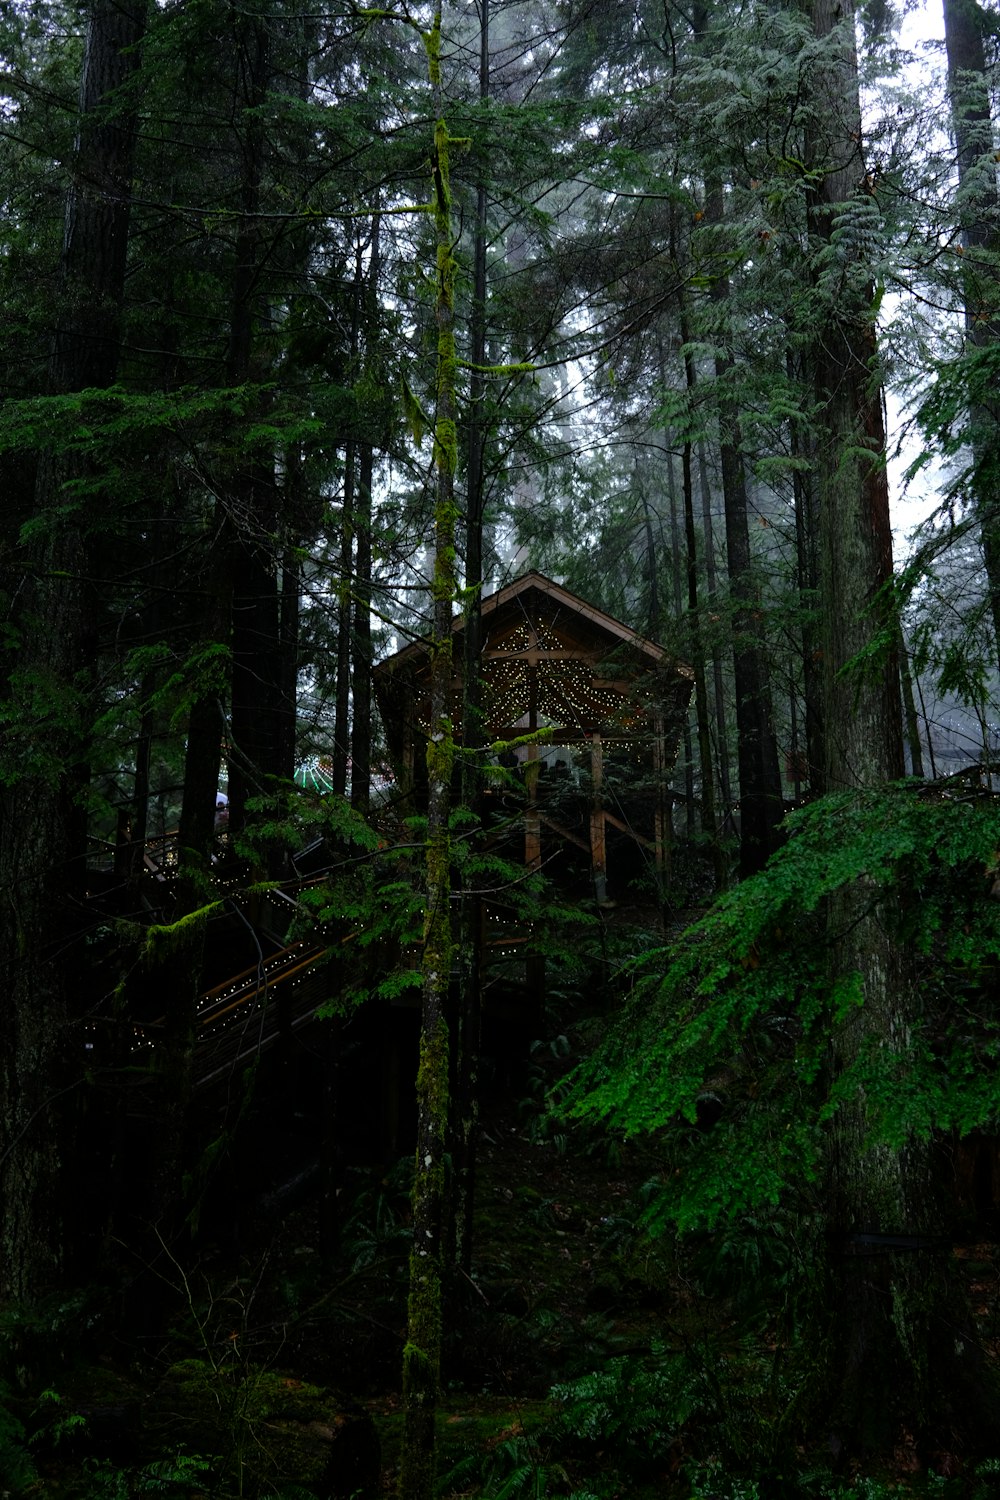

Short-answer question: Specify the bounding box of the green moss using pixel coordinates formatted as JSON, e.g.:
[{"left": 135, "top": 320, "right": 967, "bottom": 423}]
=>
[
  {"left": 460, "top": 358, "right": 537, "bottom": 374},
  {"left": 142, "top": 900, "right": 222, "bottom": 963},
  {"left": 417, "top": 1013, "right": 449, "bottom": 1125},
  {"left": 433, "top": 416, "right": 458, "bottom": 474},
  {"left": 423, "top": 10, "right": 442, "bottom": 87}
]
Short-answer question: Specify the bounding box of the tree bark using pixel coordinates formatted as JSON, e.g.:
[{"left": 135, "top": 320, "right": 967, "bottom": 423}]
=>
[
  {"left": 790, "top": 360, "right": 826, "bottom": 795},
  {"left": 452, "top": 0, "right": 490, "bottom": 1277},
  {"left": 400, "top": 13, "right": 457, "bottom": 1497},
  {"left": 706, "top": 182, "right": 785, "bottom": 873},
  {"left": 697, "top": 443, "right": 735, "bottom": 832},
  {"left": 679, "top": 311, "right": 726, "bottom": 889},
  {"left": 334, "top": 437, "right": 355, "bottom": 797},
  {"left": 663, "top": 434, "right": 697, "bottom": 836},
  {"left": 942, "top": 0, "right": 1000, "bottom": 672},
  {"left": 807, "top": 0, "right": 984, "bottom": 1454},
  {"left": 224, "top": 12, "right": 286, "bottom": 850},
  {"left": 0, "top": 0, "right": 147, "bottom": 1309},
  {"left": 809, "top": 0, "right": 902, "bottom": 794},
  {"left": 351, "top": 209, "right": 382, "bottom": 820}
]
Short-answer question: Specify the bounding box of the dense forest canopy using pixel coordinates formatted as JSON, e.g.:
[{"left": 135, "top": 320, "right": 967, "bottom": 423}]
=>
[{"left": 3, "top": 0, "right": 1000, "bottom": 1494}]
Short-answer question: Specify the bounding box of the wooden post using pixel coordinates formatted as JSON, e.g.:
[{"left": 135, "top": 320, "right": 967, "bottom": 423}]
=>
[
  {"left": 589, "top": 730, "right": 607, "bottom": 904},
  {"left": 525, "top": 659, "right": 540, "bottom": 870},
  {"left": 525, "top": 741, "right": 541, "bottom": 870},
  {"left": 114, "top": 807, "right": 132, "bottom": 878},
  {"left": 400, "top": 675, "right": 415, "bottom": 816},
  {"left": 652, "top": 704, "right": 671, "bottom": 890}
]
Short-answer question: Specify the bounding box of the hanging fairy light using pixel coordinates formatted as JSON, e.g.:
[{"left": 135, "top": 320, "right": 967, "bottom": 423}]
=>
[{"left": 405, "top": 606, "right": 664, "bottom": 752}]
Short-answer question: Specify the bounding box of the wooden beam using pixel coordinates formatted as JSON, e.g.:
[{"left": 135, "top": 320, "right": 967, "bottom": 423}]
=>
[
  {"left": 653, "top": 703, "right": 670, "bottom": 881},
  {"left": 537, "top": 813, "right": 590, "bottom": 853},
  {"left": 603, "top": 809, "right": 655, "bottom": 850},
  {"left": 482, "top": 648, "right": 604, "bottom": 663}
]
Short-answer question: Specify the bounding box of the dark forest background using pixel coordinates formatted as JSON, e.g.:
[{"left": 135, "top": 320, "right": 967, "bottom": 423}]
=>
[{"left": 4, "top": 0, "right": 1000, "bottom": 1495}]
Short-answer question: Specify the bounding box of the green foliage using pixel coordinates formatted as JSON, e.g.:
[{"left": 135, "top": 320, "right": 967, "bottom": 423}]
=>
[
  {"left": 548, "top": 1339, "right": 805, "bottom": 1484},
  {"left": 401, "top": 374, "right": 429, "bottom": 448},
  {"left": 237, "top": 782, "right": 380, "bottom": 866},
  {"left": 0, "top": 661, "right": 90, "bottom": 783},
  {"left": 148, "top": 1355, "right": 359, "bottom": 1499},
  {"left": 564, "top": 785, "right": 1000, "bottom": 1229},
  {"left": 144, "top": 642, "right": 232, "bottom": 734},
  {"left": 439, "top": 1336, "right": 811, "bottom": 1497},
  {"left": 340, "top": 1158, "right": 414, "bottom": 1274},
  {"left": 0, "top": 384, "right": 324, "bottom": 469},
  {"left": 301, "top": 800, "right": 597, "bottom": 1020},
  {"left": 686, "top": 1457, "right": 1000, "bottom": 1500},
  {"left": 681, "top": 1200, "right": 818, "bottom": 1332},
  {"left": 0, "top": 1288, "right": 96, "bottom": 1389},
  {"left": 70, "top": 1451, "right": 212, "bottom": 1499},
  {"left": 0, "top": 1383, "right": 37, "bottom": 1491},
  {"left": 551, "top": 1348, "right": 697, "bottom": 1468},
  {"left": 440, "top": 1426, "right": 593, "bottom": 1499},
  {"left": 30, "top": 1385, "right": 89, "bottom": 1448}
]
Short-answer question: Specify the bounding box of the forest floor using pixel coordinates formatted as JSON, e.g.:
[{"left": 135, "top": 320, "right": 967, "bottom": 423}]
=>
[
  {"left": 240, "top": 960, "right": 1000, "bottom": 1500},
  {"left": 358, "top": 1120, "right": 1000, "bottom": 1499},
  {"left": 14, "top": 920, "right": 1000, "bottom": 1499}
]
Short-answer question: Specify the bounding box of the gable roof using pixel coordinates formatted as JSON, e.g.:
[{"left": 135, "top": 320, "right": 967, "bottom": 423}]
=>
[
  {"left": 379, "top": 570, "right": 677, "bottom": 673},
  {"left": 373, "top": 571, "right": 693, "bottom": 759}
]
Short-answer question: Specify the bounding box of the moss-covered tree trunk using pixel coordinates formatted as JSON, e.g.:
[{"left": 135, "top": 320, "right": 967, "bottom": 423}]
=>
[{"left": 399, "top": 10, "right": 458, "bottom": 1497}]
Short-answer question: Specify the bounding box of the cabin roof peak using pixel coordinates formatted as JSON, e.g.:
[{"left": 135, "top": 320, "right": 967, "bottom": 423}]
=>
[
  {"left": 375, "top": 569, "right": 692, "bottom": 676},
  {"left": 373, "top": 571, "right": 693, "bottom": 769}
]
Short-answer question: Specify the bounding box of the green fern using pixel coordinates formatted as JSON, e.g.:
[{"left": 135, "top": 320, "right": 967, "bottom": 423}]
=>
[
  {"left": 563, "top": 785, "right": 1000, "bottom": 1228},
  {"left": 0, "top": 1387, "right": 37, "bottom": 1491}
]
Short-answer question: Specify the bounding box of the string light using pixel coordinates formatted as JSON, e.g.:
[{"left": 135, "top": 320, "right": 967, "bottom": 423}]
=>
[
  {"left": 125, "top": 941, "right": 326, "bottom": 1063},
  {"left": 294, "top": 758, "right": 335, "bottom": 793},
  {"left": 411, "top": 614, "right": 665, "bottom": 744}
]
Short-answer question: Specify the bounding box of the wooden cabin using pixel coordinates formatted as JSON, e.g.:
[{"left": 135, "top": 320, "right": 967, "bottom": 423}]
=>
[{"left": 373, "top": 571, "right": 694, "bottom": 903}]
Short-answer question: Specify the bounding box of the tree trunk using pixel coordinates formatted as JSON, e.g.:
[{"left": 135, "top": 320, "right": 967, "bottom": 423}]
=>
[
  {"left": 452, "top": 0, "right": 490, "bottom": 1277},
  {"left": 351, "top": 210, "right": 382, "bottom": 820},
  {"left": 697, "top": 443, "right": 735, "bottom": 832},
  {"left": 334, "top": 233, "right": 365, "bottom": 799},
  {"left": 706, "top": 181, "right": 785, "bottom": 873},
  {"left": 680, "top": 315, "right": 726, "bottom": 889},
  {"left": 334, "top": 438, "right": 355, "bottom": 797},
  {"left": 790, "top": 370, "right": 826, "bottom": 795},
  {"left": 809, "top": 0, "right": 902, "bottom": 795},
  {"left": 898, "top": 629, "right": 925, "bottom": 777},
  {"left": 0, "top": 0, "right": 147, "bottom": 1310},
  {"left": 400, "top": 13, "right": 457, "bottom": 1497},
  {"left": 224, "top": 13, "right": 286, "bottom": 850},
  {"left": 663, "top": 435, "right": 697, "bottom": 836},
  {"left": 942, "top": 0, "right": 1000, "bottom": 672},
  {"left": 808, "top": 0, "right": 986, "bottom": 1453}
]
